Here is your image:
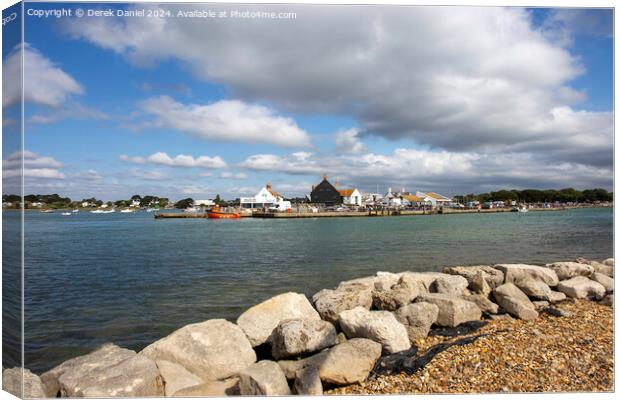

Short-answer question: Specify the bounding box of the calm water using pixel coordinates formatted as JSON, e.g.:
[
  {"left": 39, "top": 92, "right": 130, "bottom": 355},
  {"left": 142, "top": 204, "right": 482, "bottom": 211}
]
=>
[{"left": 4, "top": 207, "right": 614, "bottom": 373}]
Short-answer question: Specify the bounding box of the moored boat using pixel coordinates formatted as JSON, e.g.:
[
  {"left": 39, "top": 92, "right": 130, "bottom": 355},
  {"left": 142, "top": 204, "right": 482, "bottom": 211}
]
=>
[{"left": 207, "top": 207, "right": 241, "bottom": 219}]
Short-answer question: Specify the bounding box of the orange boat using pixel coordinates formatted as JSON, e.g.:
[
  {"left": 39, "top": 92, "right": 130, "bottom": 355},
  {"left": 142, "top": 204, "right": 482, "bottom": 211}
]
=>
[{"left": 207, "top": 207, "right": 241, "bottom": 219}]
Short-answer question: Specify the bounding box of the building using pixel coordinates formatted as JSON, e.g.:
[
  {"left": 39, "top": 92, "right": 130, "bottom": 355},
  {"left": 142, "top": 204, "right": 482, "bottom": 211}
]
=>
[
  {"left": 362, "top": 193, "right": 382, "bottom": 206},
  {"left": 338, "top": 188, "right": 362, "bottom": 206},
  {"left": 416, "top": 191, "right": 453, "bottom": 207},
  {"left": 310, "top": 176, "right": 343, "bottom": 206},
  {"left": 194, "top": 199, "right": 215, "bottom": 207},
  {"left": 240, "top": 183, "right": 284, "bottom": 209},
  {"left": 381, "top": 187, "right": 404, "bottom": 207},
  {"left": 402, "top": 194, "right": 432, "bottom": 208}
]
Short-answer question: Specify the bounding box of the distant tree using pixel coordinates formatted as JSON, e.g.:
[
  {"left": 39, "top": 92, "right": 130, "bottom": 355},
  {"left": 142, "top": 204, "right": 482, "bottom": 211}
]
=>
[
  {"left": 214, "top": 194, "right": 228, "bottom": 207},
  {"left": 174, "top": 198, "right": 194, "bottom": 209},
  {"left": 131, "top": 194, "right": 141, "bottom": 201},
  {"left": 3, "top": 194, "right": 21, "bottom": 203},
  {"left": 159, "top": 198, "right": 169, "bottom": 207},
  {"left": 115, "top": 200, "right": 129, "bottom": 207},
  {"left": 140, "top": 195, "right": 156, "bottom": 207}
]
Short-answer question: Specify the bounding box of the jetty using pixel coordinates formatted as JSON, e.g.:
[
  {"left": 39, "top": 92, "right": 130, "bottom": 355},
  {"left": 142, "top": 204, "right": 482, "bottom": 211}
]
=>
[{"left": 154, "top": 213, "right": 209, "bottom": 219}]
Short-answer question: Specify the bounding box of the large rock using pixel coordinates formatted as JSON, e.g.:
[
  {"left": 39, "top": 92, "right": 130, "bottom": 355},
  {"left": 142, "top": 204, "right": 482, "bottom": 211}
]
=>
[
  {"left": 590, "top": 261, "right": 614, "bottom": 277},
  {"left": 372, "top": 275, "right": 422, "bottom": 311},
  {"left": 430, "top": 274, "right": 469, "bottom": 295},
  {"left": 156, "top": 360, "right": 203, "bottom": 396},
  {"left": 393, "top": 302, "right": 439, "bottom": 341},
  {"left": 172, "top": 378, "right": 239, "bottom": 397},
  {"left": 493, "top": 283, "right": 538, "bottom": 320},
  {"left": 373, "top": 272, "right": 403, "bottom": 290},
  {"left": 602, "top": 258, "right": 614, "bottom": 267},
  {"left": 40, "top": 343, "right": 162, "bottom": 397},
  {"left": 599, "top": 294, "right": 614, "bottom": 307},
  {"left": 469, "top": 271, "right": 492, "bottom": 296},
  {"left": 514, "top": 277, "right": 553, "bottom": 300},
  {"left": 237, "top": 292, "right": 320, "bottom": 347},
  {"left": 140, "top": 319, "right": 256, "bottom": 382},
  {"left": 591, "top": 272, "right": 614, "bottom": 292},
  {"left": 546, "top": 262, "right": 594, "bottom": 280},
  {"left": 493, "top": 264, "right": 559, "bottom": 286},
  {"left": 270, "top": 318, "right": 337, "bottom": 359},
  {"left": 338, "top": 307, "right": 410, "bottom": 354},
  {"left": 294, "top": 367, "right": 322, "bottom": 395},
  {"left": 312, "top": 284, "right": 373, "bottom": 323},
  {"left": 278, "top": 338, "right": 381, "bottom": 385},
  {"left": 2, "top": 368, "right": 47, "bottom": 398},
  {"left": 443, "top": 265, "right": 504, "bottom": 289},
  {"left": 461, "top": 293, "right": 499, "bottom": 314},
  {"left": 557, "top": 276, "right": 606, "bottom": 300},
  {"left": 59, "top": 353, "right": 163, "bottom": 397},
  {"left": 238, "top": 360, "right": 291, "bottom": 396},
  {"left": 415, "top": 294, "right": 481, "bottom": 327},
  {"left": 548, "top": 291, "right": 567, "bottom": 303}
]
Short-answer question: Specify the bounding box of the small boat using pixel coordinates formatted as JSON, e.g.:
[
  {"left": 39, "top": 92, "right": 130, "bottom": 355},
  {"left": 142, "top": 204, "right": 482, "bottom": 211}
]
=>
[
  {"left": 90, "top": 210, "right": 104, "bottom": 214},
  {"left": 61, "top": 212, "right": 71, "bottom": 216},
  {"left": 120, "top": 209, "right": 135, "bottom": 213},
  {"left": 101, "top": 209, "right": 116, "bottom": 214},
  {"left": 518, "top": 206, "right": 529, "bottom": 213},
  {"left": 208, "top": 207, "right": 241, "bottom": 219},
  {"left": 72, "top": 209, "right": 79, "bottom": 213},
  {"left": 41, "top": 209, "right": 54, "bottom": 213}
]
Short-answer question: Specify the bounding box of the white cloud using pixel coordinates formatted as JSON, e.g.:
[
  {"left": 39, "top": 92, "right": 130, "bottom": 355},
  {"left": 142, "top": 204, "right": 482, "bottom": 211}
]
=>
[
  {"left": 220, "top": 171, "right": 249, "bottom": 180},
  {"left": 61, "top": 6, "right": 609, "bottom": 160},
  {"left": 2, "top": 151, "right": 66, "bottom": 179},
  {"left": 3, "top": 44, "right": 83, "bottom": 108},
  {"left": 120, "top": 152, "right": 227, "bottom": 169},
  {"left": 136, "top": 96, "right": 311, "bottom": 148},
  {"left": 128, "top": 168, "right": 168, "bottom": 181},
  {"left": 335, "top": 128, "right": 366, "bottom": 154}
]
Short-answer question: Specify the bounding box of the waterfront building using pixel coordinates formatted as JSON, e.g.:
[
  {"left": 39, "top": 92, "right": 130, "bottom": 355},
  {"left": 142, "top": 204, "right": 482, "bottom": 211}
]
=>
[
  {"left": 338, "top": 188, "right": 362, "bottom": 206},
  {"left": 194, "top": 199, "right": 215, "bottom": 207},
  {"left": 240, "top": 183, "right": 284, "bottom": 209},
  {"left": 310, "top": 176, "right": 343, "bottom": 206},
  {"left": 416, "top": 191, "right": 453, "bottom": 207},
  {"left": 381, "top": 187, "right": 404, "bottom": 207},
  {"left": 362, "top": 193, "right": 382, "bottom": 206},
  {"left": 402, "top": 194, "right": 432, "bottom": 208}
]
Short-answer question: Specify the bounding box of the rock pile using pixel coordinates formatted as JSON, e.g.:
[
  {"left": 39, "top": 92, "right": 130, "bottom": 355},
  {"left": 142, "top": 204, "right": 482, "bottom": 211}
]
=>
[{"left": 3, "top": 258, "right": 613, "bottom": 397}]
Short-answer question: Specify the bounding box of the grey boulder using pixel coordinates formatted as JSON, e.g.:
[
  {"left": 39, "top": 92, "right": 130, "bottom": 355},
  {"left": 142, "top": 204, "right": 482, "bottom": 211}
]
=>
[
  {"left": 238, "top": 360, "right": 291, "bottom": 396},
  {"left": 270, "top": 318, "right": 337, "bottom": 360},
  {"left": 338, "top": 307, "right": 410, "bottom": 354},
  {"left": 602, "top": 258, "right": 614, "bottom": 267},
  {"left": 591, "top": 272, "right": 614, "bottom": 292},
  {"left": 172, "top": 378, "right": 239, "bottom": 397},
  {"left": 155, "top": 360, "right": 203, "bottom": 396},
  {"left": 443, "top": 265, "right": 504, "bottom": 289},
  {"left": 393, "top": 302, "right": 439, "bottom": 341},
  {"left": 514, "top": 277, "right": 553, "bottom": 300},
  {"left": 140, "top": 319, "right": 256, "bottom": 382},
  {"left": 461, "top": 293, "right": 499, "bottom": 314},
  {"left": 546, "top": 262, "right": 594, "bottom": 280},
  {"left": 237, "top": 292, "right": 320, "bottom": 347},
  {"left": 372, "top": 275, "right": 422, "bottom": 311},
  {"left": 3, "top": 368, "right": 47, "bottom": 398},
  {"left": 430, "top": 274, "right": 469, "bottom": 295},
  {"left": 557, "top": 276, "right": 606, "bottom": 300},
  {"left": 278, "top": 338, "right": 382, "bottom": 385},
  {"left": 415, "top": 293, "right": 481, "bottom": 327},
  {"left": 294, "top": 367, "right": 323, "bottom": 395},
  {"left": 493, "top": 283, "right": 538, "bottom": 320},
  {"left": 312, "top": 284, "right": 373, "bottom": 323},
  {"left": 493, "top": 264, "right": 559, "bottom": 286},
  {"left": 41, "top": 343, "right": 163, "bottom": 397}
]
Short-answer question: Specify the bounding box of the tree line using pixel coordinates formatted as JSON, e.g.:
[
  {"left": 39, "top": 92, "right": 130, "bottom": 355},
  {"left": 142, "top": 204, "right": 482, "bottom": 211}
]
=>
[{"left": 453, "top": 188, "right": 613, "bottom": 204}]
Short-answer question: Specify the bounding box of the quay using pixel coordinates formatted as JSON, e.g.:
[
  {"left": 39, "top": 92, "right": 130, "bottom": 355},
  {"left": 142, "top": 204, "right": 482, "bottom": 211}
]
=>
[{"left": 154, "top": 213, "right": 209, "bottom": 219}]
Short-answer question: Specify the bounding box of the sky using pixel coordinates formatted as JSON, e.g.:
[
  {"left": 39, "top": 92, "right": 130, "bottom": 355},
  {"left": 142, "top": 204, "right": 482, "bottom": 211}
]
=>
[{"left": 2, "top": 2, "right": 614, "bottom": 201}]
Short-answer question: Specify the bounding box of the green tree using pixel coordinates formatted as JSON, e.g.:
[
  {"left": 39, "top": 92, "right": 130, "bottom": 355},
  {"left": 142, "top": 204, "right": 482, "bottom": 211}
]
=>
[{"left": 174, "top": 198, "right": 194, "bottom": 209}]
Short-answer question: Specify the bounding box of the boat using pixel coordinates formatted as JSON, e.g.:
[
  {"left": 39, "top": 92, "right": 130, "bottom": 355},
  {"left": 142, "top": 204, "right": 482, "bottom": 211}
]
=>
[
  {"left": 120, "top": 209, "right": 135, "bottom": 213},
  {"left": 61, "top": 212, "right": 71, "bottom": 216},
  {"left": 41, "top": 209, "right": 54, "bottom": 213},
  {"left": 72, "top": 209, "right": 79, "bottom": 213},
  {"left": 208, "top": 207, "right": 241, "bottom": 219},
  {"left": 518, "top": 206, "right": 529, "bottom": 213},
  {"left": 101, "top": 209, "right": 116, "bottom": 214},
  {"left": 90, "top": 210, "right": 104, "bottom": 214}
]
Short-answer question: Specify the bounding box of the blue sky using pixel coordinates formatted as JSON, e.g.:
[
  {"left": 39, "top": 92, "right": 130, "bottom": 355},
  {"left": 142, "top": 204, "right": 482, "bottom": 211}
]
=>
[{"left": 2, "top": 3, "right": 614, "bottom": 201}]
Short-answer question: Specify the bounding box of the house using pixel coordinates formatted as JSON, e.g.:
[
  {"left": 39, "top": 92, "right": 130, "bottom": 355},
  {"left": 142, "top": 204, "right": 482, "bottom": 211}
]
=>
[
  {"left": 402, "top": 195, "right": 432, "bottom": 208},
  {"left": 416, "top": 191, "right": 453, "bottom": 207},
  {"left": 130, "top": 199, "right": 141, "bottom": 207},
  {"left": 194, "top": 199, "right": 215, "bottom": 207},
  {"left": 381, "top": 187, "right": 404, "bottom": 207},
  {"left": 362, "top": 193, "right": 382, "bottom": 206},
  {"left": 310, "top": 176, "right": 342, "bottom": 206},
  {"left": 338, "top": 188, "right": 362, "bottom": 206},
  {"left": 240, "top": 183, "right": 284, "bottom": 209}
]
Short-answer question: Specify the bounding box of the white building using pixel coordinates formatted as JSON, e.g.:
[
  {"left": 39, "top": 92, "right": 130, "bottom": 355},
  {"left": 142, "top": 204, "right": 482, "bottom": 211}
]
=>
[
  {"left": 362, "top": 193, "right": 382, "bottom": 206},
  {"left": 402, "top": 195, "right": 432, "bottom": 208},
  {"left": 240, "top": 184, "right": 284, "bottom": 209},
  {"left": 416, "top": 191, "right": 453, "bottom": 207},
  {"left": 338, "top": 188, "right": 362, "bottom": 206},
  {"left": 381, "top": 187, "right": 403, "bottom": 207},
  {"left": 194, "top": 199, "right": 215, "bottom": 207}
]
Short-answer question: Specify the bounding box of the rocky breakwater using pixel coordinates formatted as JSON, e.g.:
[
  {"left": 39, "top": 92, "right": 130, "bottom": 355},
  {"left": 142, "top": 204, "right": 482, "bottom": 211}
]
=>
[{"left": 3, "top": 258, "right": 614, "bottom": 397}]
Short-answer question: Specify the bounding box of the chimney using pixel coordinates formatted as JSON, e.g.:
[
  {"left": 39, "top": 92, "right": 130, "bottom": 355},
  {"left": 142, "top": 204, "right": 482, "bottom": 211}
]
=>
[{"left": 266, "top": 182, "right": 272, "bottom": 191}]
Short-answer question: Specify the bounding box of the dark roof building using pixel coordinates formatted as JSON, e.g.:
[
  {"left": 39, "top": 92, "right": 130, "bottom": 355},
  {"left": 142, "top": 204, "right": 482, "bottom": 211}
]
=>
[{"left": 310, "top": 176, "right": 343, "bottom": 205}]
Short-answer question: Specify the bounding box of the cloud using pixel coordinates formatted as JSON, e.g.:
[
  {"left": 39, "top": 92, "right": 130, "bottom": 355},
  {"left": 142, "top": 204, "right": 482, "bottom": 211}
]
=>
[
  {"left": 120, "top": 152, "right": 227, "bottom": 169},
  {"left": 239, "top": 148, "right": 612, "bottom": 194},
  {"left": 128, "top": 168, "right": 168, "bottom": 181},
  {"left": 135, "top": 96, "right": 311, "bottom": 147},
  {"left": 3, "top": 44, "right": 83, "bottom": 108},
  {"left": 220, "top": 171, "right": 249, "bottom": 180},
  {"left": 28, "top": 103, "right": 108, "bottom": 125},
  {"left": 2, "top": 150, "right": 66, "bottom": 179},
  {"left": 335, "top": 128, "right": 366, "bottom": 153},
  {"left": 61, "top": 6, "right": 610, "bottom": 162}
]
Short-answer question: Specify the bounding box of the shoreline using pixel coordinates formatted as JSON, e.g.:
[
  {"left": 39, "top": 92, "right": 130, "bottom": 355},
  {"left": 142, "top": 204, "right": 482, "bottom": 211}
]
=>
[{"left": 3, "top": 257, "right": 614, "bottom": 397}]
